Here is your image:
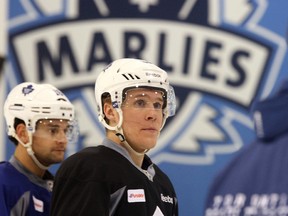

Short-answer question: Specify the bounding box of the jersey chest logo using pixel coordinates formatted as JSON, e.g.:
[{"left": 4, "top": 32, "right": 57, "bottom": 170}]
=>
[{"left": 127, "top": 189, "right": 146, "bottom": 203}]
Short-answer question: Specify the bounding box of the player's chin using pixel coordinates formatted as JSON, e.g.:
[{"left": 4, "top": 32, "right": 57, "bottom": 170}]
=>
[
  {"left": 52, "top": 157, "right": 65, "bottom": 164},
  {"left": 143, "top": 138, "right": 158, "bottom": 149},
  {"left": 52, "top": 152, "right": 66, "bottom": 162}
]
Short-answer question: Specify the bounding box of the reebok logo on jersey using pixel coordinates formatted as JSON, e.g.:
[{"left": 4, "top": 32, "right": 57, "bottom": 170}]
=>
[
  {"left": 161, "top": 193, "right": 174, "bottom": 204},
  {"left": 32, "top": 195, "right": 44, "bottom": 212},
  {"left": 127, "top": 189, "right": 146, "bottom": 203}
]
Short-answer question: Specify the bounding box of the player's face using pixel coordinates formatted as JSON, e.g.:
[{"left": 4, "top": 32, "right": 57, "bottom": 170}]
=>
[
  {"left": 32, "top": 119, "right": 70, "bottom": 165},
  {"left": 121, "top": 88, "right": 164, "bottom": 152}
]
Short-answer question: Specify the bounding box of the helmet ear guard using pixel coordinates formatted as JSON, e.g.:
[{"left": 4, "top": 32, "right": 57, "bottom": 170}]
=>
[
  {"left": 165, "top": 85, "right": 177, "bottom": 117},
  {"left": 95, "top": 58, "right": 176, "bottom": 130}
]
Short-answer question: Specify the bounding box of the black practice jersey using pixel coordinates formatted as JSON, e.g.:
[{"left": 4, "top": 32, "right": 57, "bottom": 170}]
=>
[{"left": 50, "top": 138, "right": 178, "bottom": 216}]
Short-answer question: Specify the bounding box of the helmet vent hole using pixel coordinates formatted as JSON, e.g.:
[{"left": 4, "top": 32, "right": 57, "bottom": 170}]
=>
[
  {"left": 31, "top": 107, "right": 40, "bottom": 113},
  {"left": 31, "top": 106, "right": 52, "bottom": 114},
  {"left": 122, "top": 74, "right": 141, "bottom": 80},
  {"left": 122, "top": 74, "right": 128, "bottom": 80}
]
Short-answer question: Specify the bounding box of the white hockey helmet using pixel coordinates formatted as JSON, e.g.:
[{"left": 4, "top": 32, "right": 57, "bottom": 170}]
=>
[
  {"left": 95, "top": 58, "right": 176, "bottom": 131},
  {"left": 4, "top": 82, "right": 75, "bottom": 138}
]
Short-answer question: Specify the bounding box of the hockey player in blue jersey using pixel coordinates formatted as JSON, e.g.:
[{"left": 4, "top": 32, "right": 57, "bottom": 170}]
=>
[
  {"left": 0, "top": 82, "right": 76, "bottom": 215},
  {"left": 204, "top": 80, "right": 288, "bottom": 216}
]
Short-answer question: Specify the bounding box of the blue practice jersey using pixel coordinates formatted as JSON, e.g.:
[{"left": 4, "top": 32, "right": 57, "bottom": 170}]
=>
[
  {"left": 205, "top": 133, "right": 288, "bottom": 216},
  {"left": 0, "top": 156, "right": 54, "bottom": 216},
  {"left": 205, "top": 80, "right": 288, "bottom": 216}
]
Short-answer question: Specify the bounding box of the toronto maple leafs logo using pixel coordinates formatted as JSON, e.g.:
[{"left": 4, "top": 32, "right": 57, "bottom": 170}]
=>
[
  {"left": 53, "top": 89, "right": 65, "bottom": 96},
  {"left": 22, "top": 84, "right": 34, "bottom": 96}
]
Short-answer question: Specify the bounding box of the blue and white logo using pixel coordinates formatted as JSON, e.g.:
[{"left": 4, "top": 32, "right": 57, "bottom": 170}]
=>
[
  {"left": 5, "top": 0, "right": 288, "bottom": 215},
  {"left": 22, "top": 84, "right": 34, "bottom": 96}
]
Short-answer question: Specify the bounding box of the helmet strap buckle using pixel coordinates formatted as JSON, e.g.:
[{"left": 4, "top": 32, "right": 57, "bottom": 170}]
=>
[{"left": 116, "top": 132, "right": 125, "bottom": 142}]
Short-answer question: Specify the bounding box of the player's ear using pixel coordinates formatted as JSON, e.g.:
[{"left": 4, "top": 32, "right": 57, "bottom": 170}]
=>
[
  {"left": 15, "top": 123, "right": 29, "bottom": 144},
  {"left": 103, "top": 103, "right": 119, "bottom": 126}
]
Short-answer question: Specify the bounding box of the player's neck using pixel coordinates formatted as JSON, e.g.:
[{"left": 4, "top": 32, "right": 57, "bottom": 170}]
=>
[{"left": 14, "top": 146, "right": 45, "bottom": 178}]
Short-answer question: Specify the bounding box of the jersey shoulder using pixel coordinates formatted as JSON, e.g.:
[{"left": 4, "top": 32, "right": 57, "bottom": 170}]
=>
[{"left": 0, "top": 161, "right": 23, "bottom": 184}]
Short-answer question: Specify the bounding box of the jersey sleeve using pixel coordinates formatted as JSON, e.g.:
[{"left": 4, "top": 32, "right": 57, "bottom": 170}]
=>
[{"left": 0, "top": 181, "right": 10, "bottom": 216}]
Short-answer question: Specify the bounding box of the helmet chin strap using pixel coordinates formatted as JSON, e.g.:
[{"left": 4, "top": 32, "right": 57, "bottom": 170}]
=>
[
  {"left": 100, "top": 109, "right": 156, "bottom": 157},
  {"left": 115, "top": 127, "right": 149, "bottom": 157},
  {"left": 14, "top": 133, "right": 50, "bottom": 170},
  {"left": 100, "top": 109, "right": 150, "bottom": 157}
]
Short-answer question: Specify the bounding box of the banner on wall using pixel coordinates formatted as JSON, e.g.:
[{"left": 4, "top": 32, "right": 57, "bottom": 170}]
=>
[
  {"left": 0, "top": 0, "right": 8, "bottom": 161},
  {"left": 3, "top": 0, "right": 288, "bottom": 215}
]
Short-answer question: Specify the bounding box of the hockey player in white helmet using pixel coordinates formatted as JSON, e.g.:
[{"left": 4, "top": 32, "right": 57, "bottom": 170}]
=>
[
  {"left": 95, "top": 58, "right": 176, "bottom": 156},
  {"left": 51, "top": 58, "right": 178, "bottom": 216},
  {"left": 0, "top": 82, "right": 77, "bottom": 216}
]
